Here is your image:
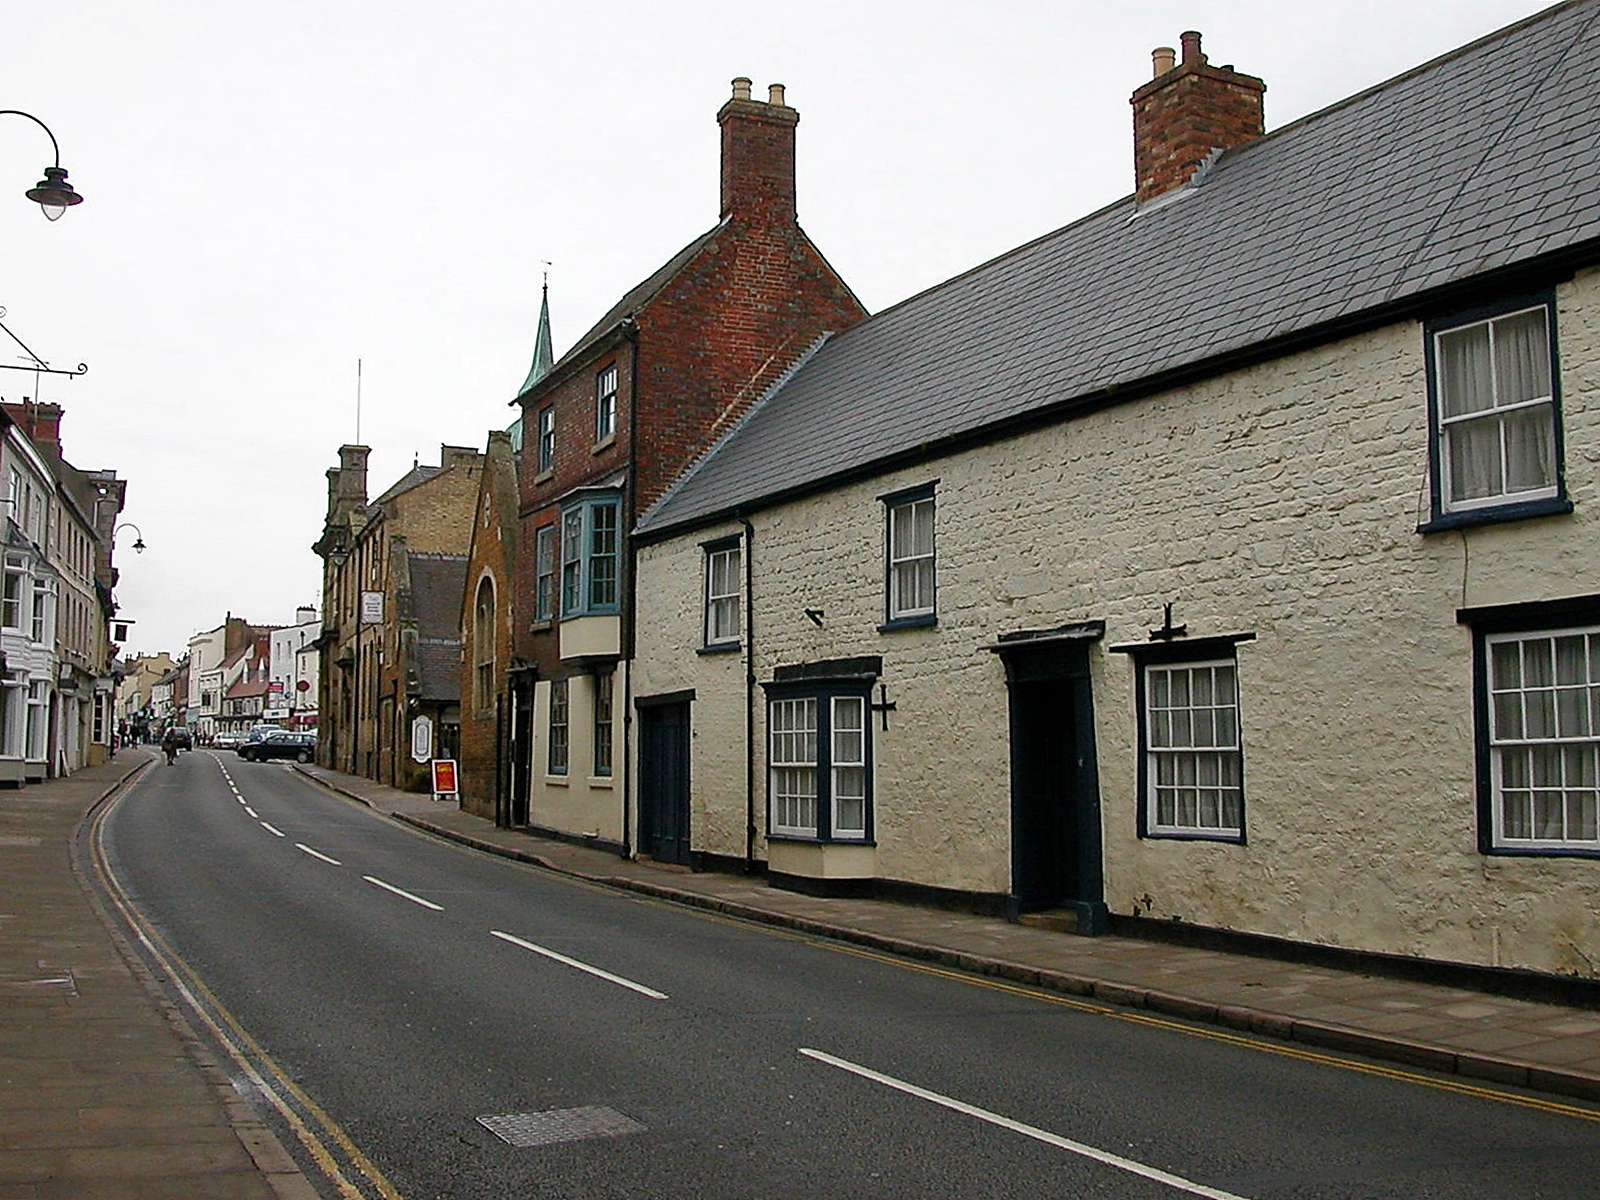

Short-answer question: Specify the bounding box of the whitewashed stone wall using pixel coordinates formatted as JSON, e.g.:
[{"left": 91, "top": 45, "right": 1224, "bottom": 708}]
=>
[
  {"left": 632, "top": 266, "right": 1600, "bottom": 977},
  {"left": 528, "top": 672, "right": 625, "bottom": 844}
]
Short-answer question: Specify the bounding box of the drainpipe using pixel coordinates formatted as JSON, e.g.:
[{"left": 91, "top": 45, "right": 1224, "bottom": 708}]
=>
[
  {"left": 740, "top": 513, "right": 756, "bottom": 871},
  {"left": 621, "top": 318, "right": 640, "bottom": 859}
]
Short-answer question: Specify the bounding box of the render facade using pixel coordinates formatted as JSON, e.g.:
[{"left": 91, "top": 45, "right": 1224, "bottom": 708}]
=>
[{"left": 630, "top": 6, "right": 1600, "bottom": 980}]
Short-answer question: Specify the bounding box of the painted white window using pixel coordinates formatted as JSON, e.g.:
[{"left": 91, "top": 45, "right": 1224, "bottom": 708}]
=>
[
  {"left": 547, "top": 678, "right": 569, "bottom": 776},
  {"left": 1, "top": 558, "right": 24, "bottom": 631},
  {"left": 537, "top": 406, "right": 555, "bottom": 474},
  {"left": 473, "top": 577, "right": 495, "bottom": 712},
  {"left": 30, "top": 579, "right": 48, "bottom": 643},
  {"left": 1143, "top": 659, "right": 1243, "bottom": 838},
  {"left": 593, "top": 672, "right": 613, "bottom": 778},
  {"left": 831, "top": 696, "right": 867, "bottom": 837},
  {"left": 595, "top": 364, "right": 618, "bottom": 443},
  {"left": 534, "top": 524, "right": 555, "bottom": 622},
  {"left": 768, "top": 688, "right": 872, "bottom": 841},
  {"left": 1432, "top": 301, "right": 1560, "bottom": 516},
  {"left": 886, "top": 490, "right": 935, "bottom": 622},
  {"left": 26, "top": 681, "right": 47, "bottom": 760},
  {"left": 1486, "top": 626, "right": 1600, "bottom": 850},
  {"left": 770, "top": 697, "right": 818, "bottom": 836},
  {"left": 704, "top": 541, "right": 741, "bottom": 646}
]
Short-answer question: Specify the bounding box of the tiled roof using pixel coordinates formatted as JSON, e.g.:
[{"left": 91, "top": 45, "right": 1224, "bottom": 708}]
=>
[
  {"left": 639, "top": 0, "right": 1600, "bottom": 536},
  {"left": 415, "top": 639, "right": 461, "bottom": 704}
]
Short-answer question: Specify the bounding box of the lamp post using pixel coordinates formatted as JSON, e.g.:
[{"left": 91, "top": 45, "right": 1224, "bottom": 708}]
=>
[
  {"left": 113, "top": 522, "right": 145, "bottom": 554},
  {"left": 0, "top": 110, "right": 84, "bottom": 220}
]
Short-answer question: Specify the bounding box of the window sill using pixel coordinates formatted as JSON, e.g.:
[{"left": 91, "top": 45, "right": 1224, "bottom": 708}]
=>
[
  {"left": 697, "top": 642, "right": 741, "bottom": 656},
  {"left": 545, "top": 773, "right": 569, "bottom": 787},
  {"left": 530, "top": 619, "right": 555, "bottom": 633},
  {"left": 1417, "top": 496, "right": 1572, "bottom": 534},
  {"left": 1141, "top": 829, "right": 1245, "bottom": 844},
  {"left": 591, "top": 434, "right": 617, "bottom": 455},
  {"left": 587, "top": 775, "right": 615, "bottom": 789},
  {"left": 767, "top": 832, "right": 876, "bottom": 847},
  {"left": 534, "top": 468, "right": 554, "bottom": 485},
  {"left": 1484, "top": 843, "right": 1600, "bottom": 860},
  {"left": 878, "top": 613, "right": 936, "bottom": 633}
]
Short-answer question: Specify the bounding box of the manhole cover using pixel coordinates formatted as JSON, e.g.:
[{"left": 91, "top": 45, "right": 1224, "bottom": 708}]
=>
[{"left": 477, "top": 1106, "right": 647, "bottom": 1148}]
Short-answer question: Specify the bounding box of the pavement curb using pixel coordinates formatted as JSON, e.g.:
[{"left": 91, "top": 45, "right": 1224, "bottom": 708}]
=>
[
  {"left": 301, "top": 767, "right": 1600, "bottom": 1107},
  {"left": 74, "top": 751, "right": 324, "bottom": 1200}
]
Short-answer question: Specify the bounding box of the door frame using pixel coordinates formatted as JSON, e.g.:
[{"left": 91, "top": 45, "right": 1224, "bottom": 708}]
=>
[
  {"left": 991, "top": 622, "right": 1108, "bottom": 934},
  {"left": 636, "top": 690, "right": 694, "bottom": 866}
]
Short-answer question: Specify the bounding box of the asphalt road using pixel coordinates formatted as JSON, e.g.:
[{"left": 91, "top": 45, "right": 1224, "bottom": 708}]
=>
[{"left": 100, "top": 751, "right": 1600, "bottom": 1200}]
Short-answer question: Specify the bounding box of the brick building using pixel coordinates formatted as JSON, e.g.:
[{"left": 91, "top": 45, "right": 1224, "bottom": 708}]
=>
[
  {"left": 467, "top": 78, "right": 866, "bottom": 850},
  {"left": 630, "top": 8, "right": 1600, "bottom": 982},
  {"left": 457, "top": 427, "right": 523, "bottom": 820},
  {"left": 315, "top": 445, "right": 480, "bottom": 788}
]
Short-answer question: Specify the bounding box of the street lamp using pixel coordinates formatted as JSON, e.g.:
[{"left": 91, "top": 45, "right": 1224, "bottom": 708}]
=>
[
  {"left": 0, "top": 110, "right": 84, "bottom": 220},
  {"left": 114, "top": 522, "right": 145, "bottom": 553}
]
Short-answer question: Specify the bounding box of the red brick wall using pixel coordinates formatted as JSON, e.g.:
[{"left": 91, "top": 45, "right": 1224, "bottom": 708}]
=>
[{"left": 1132, "top": 33, "right": 1264, "bottom": 203}]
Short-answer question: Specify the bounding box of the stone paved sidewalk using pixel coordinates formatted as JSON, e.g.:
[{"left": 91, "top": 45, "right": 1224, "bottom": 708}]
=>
[{"left": 0, "top": 749, "right": 317, "bottom": 1200}]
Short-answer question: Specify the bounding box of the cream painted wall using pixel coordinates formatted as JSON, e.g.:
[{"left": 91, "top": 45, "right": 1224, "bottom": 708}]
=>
[
  {"left": 528, "top": 672, "right": 625, "bottom": 844},
  {"left": 632, "top": 266, "right": 1600, "bottom": 978}
]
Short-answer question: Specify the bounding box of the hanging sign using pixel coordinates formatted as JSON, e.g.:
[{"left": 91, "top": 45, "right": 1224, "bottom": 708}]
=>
[
  {"left": 361, "top": 591, "right": 385, "bottom": 623},
  {"left": 410, "top": 715, "right": 434, "bottom": 763}
]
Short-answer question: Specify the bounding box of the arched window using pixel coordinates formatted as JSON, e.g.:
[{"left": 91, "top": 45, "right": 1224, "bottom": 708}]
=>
[{"left": 474, "top": 576, "right": 496, "bottom": 712}]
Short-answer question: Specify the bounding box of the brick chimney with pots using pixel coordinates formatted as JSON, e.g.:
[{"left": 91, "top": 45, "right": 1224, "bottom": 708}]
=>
[
  {"left": 2, "top": 400, "right": 63, "bottom": 449},
  {"left": 718, "top": 77, "right": 798, "bottom": 224},
  {"left": 1132, "top": 31, "right": 1265, "bottom": 204}
]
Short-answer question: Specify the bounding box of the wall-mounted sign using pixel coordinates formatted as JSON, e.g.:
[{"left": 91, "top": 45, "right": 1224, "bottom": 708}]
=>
[
  {"left": 361, "top": 591, "right": 384, "bottom": 624},
  {"left": 411, "top": 714, "right": 434, "bottom": 763}
]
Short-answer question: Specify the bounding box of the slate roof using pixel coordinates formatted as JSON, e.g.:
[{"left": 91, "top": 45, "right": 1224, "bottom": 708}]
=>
[
  {"left": 638, "top": 0, "right": 1600, "bottom": 537},
  {"left": 406, "top": 553, "right": 468, "bottom": 640},
  {"left": 405, "top": 552, "right": 467, "bottom": 703}
]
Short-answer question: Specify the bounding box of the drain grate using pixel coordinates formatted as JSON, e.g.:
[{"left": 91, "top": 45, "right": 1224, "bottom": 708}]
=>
[{"left": 477, "top": 1106, "right": 647, "bottom": 1148}]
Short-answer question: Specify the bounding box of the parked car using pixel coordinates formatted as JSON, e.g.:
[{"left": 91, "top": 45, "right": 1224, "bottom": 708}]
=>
[
  {"left": 238, "top": 731, "right": 316, "bottom": 763},
  {"left": 212, "top": 732, "right": 241, "bottom": 749}
]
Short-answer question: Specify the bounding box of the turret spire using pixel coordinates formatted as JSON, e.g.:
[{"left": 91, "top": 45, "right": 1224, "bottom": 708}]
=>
[{"left": 517, "top": 270, "right": 555, "bottom": 398}]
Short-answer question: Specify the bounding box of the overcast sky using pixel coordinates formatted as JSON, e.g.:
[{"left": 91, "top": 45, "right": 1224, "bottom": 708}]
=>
[{"left": 0, "top": 0, "right": 1554, "bottom": 657}]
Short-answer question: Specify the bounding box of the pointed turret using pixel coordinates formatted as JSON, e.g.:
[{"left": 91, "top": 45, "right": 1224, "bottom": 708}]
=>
[{"left": 516, "top": 279, "right": 555, "bottom": 399}]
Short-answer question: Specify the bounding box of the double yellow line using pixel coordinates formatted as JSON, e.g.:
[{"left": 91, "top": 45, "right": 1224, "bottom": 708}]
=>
[
  {"left": 87, "top": 767, "right": 408, "bottom": 1200},
  {"left": 824, "top": 941, "right": 1600, "bottom": 1125}
]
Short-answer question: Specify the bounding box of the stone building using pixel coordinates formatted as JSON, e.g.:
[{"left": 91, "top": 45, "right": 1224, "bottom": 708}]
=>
[
  {"left": 314, "top": 445, "right": 480, "bottom": 788},
  {"left": 629, "top": 6, "right": 1600, "bottom": 981}
]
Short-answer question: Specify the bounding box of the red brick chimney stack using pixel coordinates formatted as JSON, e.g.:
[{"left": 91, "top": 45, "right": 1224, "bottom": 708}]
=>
[
  {"left": 2, "top": 400, "right": 63, "bottom": 448},
  {"left": 1131, "top": 31, "right": 1265, "bottom": 204},
  {"left": 718, "top": 77, "right": 798, "bottom": 224}
]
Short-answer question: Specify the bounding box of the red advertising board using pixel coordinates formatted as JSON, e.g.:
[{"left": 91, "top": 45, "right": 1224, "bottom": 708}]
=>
[{"left": 430, "top": 759, "right": 458, "bottom": 798}]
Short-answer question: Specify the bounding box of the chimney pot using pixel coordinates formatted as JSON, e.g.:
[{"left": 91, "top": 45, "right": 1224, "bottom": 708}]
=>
[
  {"left": 731, "top": 76, "right": 752, "bottom": 101},
  {"left": 1152, "top": 46, "right": 1176, "bottom": 76},
  {"left": 768, "top": 82, "right": 786, "bottom": 106},
  {"left": 719, "top": 73, "right": 799, "bottom": 224},
  {"left": 1131, "top": 32, "right": 1264, "bottom": 204}
]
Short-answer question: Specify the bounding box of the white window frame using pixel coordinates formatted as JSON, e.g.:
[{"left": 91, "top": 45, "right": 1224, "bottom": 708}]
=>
[
  {"left": 1430, "top": 298, "right": 1562, "bottom": 519},
  {"left": 1, "top": 557, "right": 25, "bottom": 631},
  {"left": 767, "top": 688, "right": 872, "bottom": 842},
  {"left": 1484, "top": 624, "right": 1600, "bottom": 852},
  {"left": 534, "top": 524, "right": 555, "bottom": 623},
  {"left": 593, "top": 672, "right": 613, "bottom": 778},
  {"left": 704, "top": 541, "right": 741, "bottom": 647},
  {"left": 595, "top": 364, "right": 618, "bottom": 444},
  {"left": 1142, "top": 657, "right": 1244, "bottom": 840},
  {"left": 885, "top": 488, "right": 935, "bottom": 624},
  {"left": 547, "top": 678, "right": 569, "bottom": 777},
  {"left": 537, "top": 405, "right": 555, "bottom": 475}
]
